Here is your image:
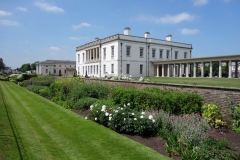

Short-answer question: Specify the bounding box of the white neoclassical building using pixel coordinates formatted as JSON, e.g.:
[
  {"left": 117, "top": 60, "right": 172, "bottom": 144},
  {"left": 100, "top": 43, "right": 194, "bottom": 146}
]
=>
[
  {"left": 36, "top": 60, "right": 76, "bottom": 76},
  {"left": 76, "top": 27, "right": 192, "bottom": 77}
]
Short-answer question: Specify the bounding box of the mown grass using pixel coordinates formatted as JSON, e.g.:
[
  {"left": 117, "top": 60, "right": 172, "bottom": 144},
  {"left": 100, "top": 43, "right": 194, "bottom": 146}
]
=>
[
  {"left": 0, "top": 81, "right": 170, "bottom": 160},
  {"left": 148, "top": 77, "right": 240, "bottom": 88}
]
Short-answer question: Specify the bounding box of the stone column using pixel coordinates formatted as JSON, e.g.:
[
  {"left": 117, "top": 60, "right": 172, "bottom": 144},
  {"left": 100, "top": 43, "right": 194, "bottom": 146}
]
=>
[
  {"left": 228, "top": 60, "right": 232, "bottom": 78},
  {"left": 156, "top": 65, "right": 159, "bottom": 77},
  {"left": 167, "top": 64, "right": 170, "bottom": 77},
  {"left": 193, "top": 62, "right": 196, "bottom": 78},
  {"left": 173, "top": 64, "right": 175, "bottom": 77},
  {"left": 201, "top": 62, "right": 204, "bottom": 78},
  {"left": 162, "top": 64, "right": 164, "bottom": 77},
  {"left": 235, "top": 61, "right": 238, "bottom": 78},
  {"left": 179, "top": 63, "right": 182, "bottom": 77},
  {"left": 219, "top": 61, "right": 222, "bottom": 78},
  {"left": 186, "top": 63, "right": 189, "bottom": 77},
  {"left": 210, "top": 61, "right": 212, "bottom": 78}
]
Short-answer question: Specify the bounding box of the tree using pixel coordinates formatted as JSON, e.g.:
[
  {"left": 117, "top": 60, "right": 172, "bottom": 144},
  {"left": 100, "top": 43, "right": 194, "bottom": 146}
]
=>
[
  {"left": 0, "top": 61, "right": 5, "bottom": 70},
  {"left": 19, "top": 63, "right": 31, "bottom": 73},
  {"left": 31, "top": 62, "right": 37, "bottom": 70}
]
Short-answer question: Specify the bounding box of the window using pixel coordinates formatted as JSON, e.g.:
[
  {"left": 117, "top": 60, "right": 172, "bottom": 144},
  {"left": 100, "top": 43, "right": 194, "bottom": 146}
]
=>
[
  {"left": 184, "top": 52, "right": 187, "bottom": 59},
  {"left": 85, "top": 66, "right": 87, "bottom": 74},
  {"left": 78, "top": 67, "right": 80, "bottom": 74},
  {"left": 46, "top": 69, "right": 48, "bottom": 74},
  {"left": 78, "top": 54, "right": 80, "bottom": 62},
  {"left": 103, "top": 64, "right": 106, "bottom": 73},
  {"left": 54, "top": 65, "right": 56, "bottom": 67},
  {"left": 126, "top": 46, "right": 131, "bottom": 56},
  {"left": 46, "top": 65, "right": 48, "bottom": 67},
  {"left": 140, "top": 64, "right": 143, "bottom": 74},
  {"left": 159, "top": 50, "right": 163, "bottom": 59},
  {"left": 126, "top": 64, "right": 130, "bottom": 74},
  {"left": 140, "top": 48, "right": 143, "bottom": 57},
  {"left": 175, "top": 66, "right": 178, "bottom": 74},
  {"left": 103, "top": 48, "right": 106, "bottom": 59},
  {"left": 59, "top": 65, "right": 61, "bottom": 67},
  {"left": 70, "top": 65, "right": 71, "bottom": 67},
  {"left": 152, "top": 49, "right": 156, "bottom": 58},
  {"left": 54, "top": 69, "right": 56, "bottom": 74},
  {"left": 167, "top": 50, "right": 170, "bottom": 59},
  {"left": 175, "top": 51, "right": 178, "bottom": 59},
  {"left": 111, "top": 64, "right": 114, "bottom": 73},
  {"left": 111, "top": 46, "right": 114, "bottom": 57}
]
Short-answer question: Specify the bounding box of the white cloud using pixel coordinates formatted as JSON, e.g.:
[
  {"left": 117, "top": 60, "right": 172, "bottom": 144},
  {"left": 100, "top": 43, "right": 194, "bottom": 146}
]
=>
[
  {"left": 17, "top": 7, "right": 28, "bottom": 12},
  {"left": 0, "top": 20, "right": 19, "bottom": 26},
  {"left": 137, "top": 12, "right": 195, "bottom": 24},
  {"left": 72, "top": 22, "right": 91, "bottom": 29},
  {"left": 49, "top": 46, "right": 61, "bottom": 51},
  {"left": 34, "top": 1, "right": 64, "bottom": 13},
  {"left": 180, "top": 28, "right": 200, "bottom": 35},
  {"left": 192, "top": 0, "right": 208, "bottom": 6},
  {"left": 0, "top": 10, "right": 12, "bottom": 16}
]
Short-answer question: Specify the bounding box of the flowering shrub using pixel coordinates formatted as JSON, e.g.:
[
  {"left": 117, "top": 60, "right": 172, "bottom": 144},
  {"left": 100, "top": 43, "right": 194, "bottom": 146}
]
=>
[
  {"left": 138, "top": 77, "right": 149, "bottom": 82},
  {"left": 88, "top": 103, "right": 158, "bottom": 136},
  {"left": 202, "top": 103, "right": 226, "bottom": 129}
]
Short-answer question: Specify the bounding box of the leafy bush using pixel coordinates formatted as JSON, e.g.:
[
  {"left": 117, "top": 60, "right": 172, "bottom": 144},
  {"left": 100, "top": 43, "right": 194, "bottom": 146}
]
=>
[
  {"left": 229, "top": 99, "right": 240, "bottom": 131},
  {"left": 88, "top": 103, "right": 158, "bottom": 136},
  {"left": 31, "top": 75, "right": 56, "bottom": 86},
  {"left": 112, "top": 86, "right": 203, "bottom": 114},
  {"left": 202, "top": 103, "right": 226, "bottom": 129},
  {"left": 19, "top": 80, "right": 29, "bottom": 87},
  {"left": 72, "top": 97, "right": 98, "bottom": 110},
  {"left": 31, "top": 85, "right": 51, "bottom": 98},
  {"left": 182, "top": 137, "right": 240, "bottom": 160}
]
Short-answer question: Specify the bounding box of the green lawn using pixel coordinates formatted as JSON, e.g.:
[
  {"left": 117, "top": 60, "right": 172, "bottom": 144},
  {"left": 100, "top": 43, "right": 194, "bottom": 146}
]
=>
[
  {"left": 0, "top": 81, "right": 170, "bottom": 160},
  {"left": 148, "top": 77, "right": 240, "bottom": 88}
]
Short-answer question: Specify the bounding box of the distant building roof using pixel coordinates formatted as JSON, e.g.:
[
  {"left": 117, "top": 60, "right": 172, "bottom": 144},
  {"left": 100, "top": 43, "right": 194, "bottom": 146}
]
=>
[{"left": 38, "top": 60, "right": 76, "bottom": 64}]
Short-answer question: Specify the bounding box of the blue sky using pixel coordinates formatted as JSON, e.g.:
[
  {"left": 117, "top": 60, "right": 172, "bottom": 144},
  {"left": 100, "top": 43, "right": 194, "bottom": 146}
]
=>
[{"left": 0, "top": 0, "right": 240, "bottom": 69}]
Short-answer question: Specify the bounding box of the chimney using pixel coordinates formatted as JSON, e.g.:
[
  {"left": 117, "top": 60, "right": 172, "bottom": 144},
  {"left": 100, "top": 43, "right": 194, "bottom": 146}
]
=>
[
  {"left": 124, "top": 27, "right": 131, "bottom": 35},
  {"left": 94, "top": 37, "right": 99, "bottom": 41},
  {"left": 166, "top": 35, "right": 172, "bottom": 41},
  {"left": 144, "top": 32, "right": 150, "bottom": 38}
]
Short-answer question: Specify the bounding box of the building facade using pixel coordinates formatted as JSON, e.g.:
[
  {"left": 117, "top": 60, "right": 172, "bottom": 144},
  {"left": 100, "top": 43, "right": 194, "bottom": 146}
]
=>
[
  {"left": 76, "top": 27, "right": 192, "bottom": 77},
  {"left": 36, "top": 60, "right": 76, "bottom": 76}
]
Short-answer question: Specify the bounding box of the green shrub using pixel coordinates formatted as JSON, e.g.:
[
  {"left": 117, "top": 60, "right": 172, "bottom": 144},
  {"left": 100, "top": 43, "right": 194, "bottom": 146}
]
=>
[
  {"left": 182, "top": 137, "right": 240, "bottom": 160},
  {"left": 31, "top": 75, "right": 56, "bottom": 86},
  {"left": 112, "top": 87, "right": 203, "bottom": 114},
  {"left": 72, "top": 97, "right": 98, "bottom": 110},
  {"left": 19, "top": 80, "right": 29, "bottom": 87},
  {"left": 229, "top": 99, "right": 240, "bottom": 131},
  {"left": 31, "top": 85, "right": 51, "bottom": 98}
]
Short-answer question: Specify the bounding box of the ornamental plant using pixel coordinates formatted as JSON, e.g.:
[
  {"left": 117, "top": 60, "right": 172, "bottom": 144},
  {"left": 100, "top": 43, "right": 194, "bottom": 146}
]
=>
[
  {"left": 228, "top": 99, "right": 240, "bottom": 132},
  {"left": 202, "top": 103, "right": 226, "bottom": 129}
]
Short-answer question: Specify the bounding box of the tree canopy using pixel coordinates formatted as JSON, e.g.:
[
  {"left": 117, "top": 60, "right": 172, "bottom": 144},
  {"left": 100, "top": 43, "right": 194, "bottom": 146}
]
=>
[{"left": 0, "top": 61, "right": 5, "bottom": 70}]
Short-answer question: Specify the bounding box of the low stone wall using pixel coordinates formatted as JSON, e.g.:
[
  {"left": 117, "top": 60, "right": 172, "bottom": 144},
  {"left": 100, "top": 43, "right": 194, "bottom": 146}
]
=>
[{"left": 84, "top": 79, "right": 240, "bottom": 122}]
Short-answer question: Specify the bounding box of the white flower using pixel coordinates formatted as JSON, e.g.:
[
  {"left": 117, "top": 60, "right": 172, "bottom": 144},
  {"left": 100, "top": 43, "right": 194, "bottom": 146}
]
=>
[
  {"left": 141, "top": 112, "right": 145, "bottom": 115},
  {"left": 109, "top": 114, "right": 112, "bottom": 116},
  {"left": 96, "top": 111, "right": 98, "bottom": 113},
  {"left": 109, "top": 117, "right": 112, "bottom": 120},
  {"left": 124, "top": 118, "right": 126, "bottom": 121},
  {"left": 120, "top": 108, "right": 123, "bottom": 110},
  {"left": 95, "top": 117, "right": 97, "bottom": 121},
  {"left": 101, "top": 105, "right": 106, "bottom": 112},
  {"left": 122, "top": 113, "right": 125, "bottom": 115},
  {"left": 127, "top": 103, "right": 130, "bottom": 106},
  {"left": 85, "top": 117, "right": 88, "bottom": 120},
  {"left": 124, "top": 104, "right": 126, "bottom": 107},
  {"left": 149, "top": 115, "right": 153, "bottom": 120},
  {"left": 90, "top": 105, "right": 94, "bottom": 110},
  {"left": 152, "top": 119, "right": 155, "bottom": 123},
  {"left": 115, "top": 110, "right": 118, "bottom": 113},
  {"left": 95, "top": 104, "right": 98, "bottom": 106},
  {"left": 105, "top": 112, "right": 109, "bottom": 116},
  {"left": 132, "top": 113, "right": 135, "bottom": 115},
  {"left": 140, "top": 115, "right": 144, "bottom": 118},
  {"left": 134, "top": 118, "right": 137, "bottom": 120}
]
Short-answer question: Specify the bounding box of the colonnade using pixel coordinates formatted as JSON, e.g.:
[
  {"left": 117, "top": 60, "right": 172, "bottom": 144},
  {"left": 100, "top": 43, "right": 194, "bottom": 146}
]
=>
[
  {"left": 156, "top": 60, "right": 239, "bottom": 78},
  {"left": 85, "top": 47, "right": 100, "bottom": 63}
]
